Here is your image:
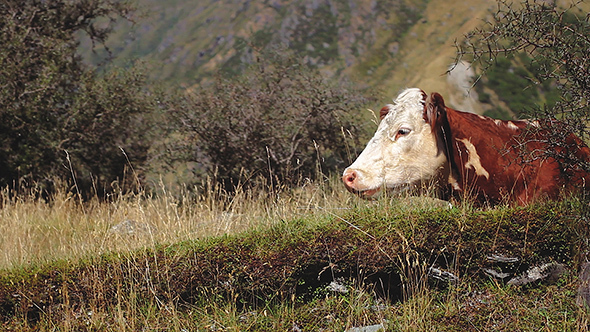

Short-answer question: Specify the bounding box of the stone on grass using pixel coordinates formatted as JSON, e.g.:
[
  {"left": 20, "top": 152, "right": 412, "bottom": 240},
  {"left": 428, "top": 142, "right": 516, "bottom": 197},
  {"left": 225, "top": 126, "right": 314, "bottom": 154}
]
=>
[
  {"left": 345, "top": 323, "right": 385, "bottom": 332},
  {"left": 507, "top": 262, "right": 566, "bottom": 286},
  {"left": 576, "top": 262, "right": 590, "bottom": 307},
  {"left": 428, "top": 267, "right": 459, "bottom": 284},
  {"left": 109, "top": 219, "right": 151, "bottom": 236}
]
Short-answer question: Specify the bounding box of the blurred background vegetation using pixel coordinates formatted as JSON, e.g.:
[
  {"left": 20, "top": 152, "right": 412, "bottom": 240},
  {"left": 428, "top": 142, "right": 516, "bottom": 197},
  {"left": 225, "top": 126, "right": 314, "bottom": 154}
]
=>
[{"left": 1, "top": 0, "right": 589, "bottom": 198}]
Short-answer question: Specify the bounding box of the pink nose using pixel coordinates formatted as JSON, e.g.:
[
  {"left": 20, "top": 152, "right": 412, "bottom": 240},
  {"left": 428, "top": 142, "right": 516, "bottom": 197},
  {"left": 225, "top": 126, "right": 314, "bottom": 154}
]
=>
[{"left": 342, "top": 169, "right": 358, "bottom": 190}]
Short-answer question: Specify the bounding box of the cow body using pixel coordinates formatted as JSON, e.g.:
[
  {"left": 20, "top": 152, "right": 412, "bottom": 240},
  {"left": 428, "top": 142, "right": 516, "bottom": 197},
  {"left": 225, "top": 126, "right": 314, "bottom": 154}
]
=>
[{"left": 342, "top": 88, "right": 590, "bottom": 205}]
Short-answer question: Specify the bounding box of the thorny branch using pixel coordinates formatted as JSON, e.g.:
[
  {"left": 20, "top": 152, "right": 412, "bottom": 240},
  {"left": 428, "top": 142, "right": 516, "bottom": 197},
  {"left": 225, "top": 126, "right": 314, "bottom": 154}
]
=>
[{"left": 455, "top": 0, "right": 590, "bottom": 172}]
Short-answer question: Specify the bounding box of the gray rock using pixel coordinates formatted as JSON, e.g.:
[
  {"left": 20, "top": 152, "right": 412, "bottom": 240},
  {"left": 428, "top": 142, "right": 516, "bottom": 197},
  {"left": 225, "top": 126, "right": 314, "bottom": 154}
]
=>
[
  {"left": 327, "top": 281, "right": 348, "bottom": 294},
  {"left": 109, "top": 219, "right": 151, "bottom": 236},
  {"left": 483, "top": 268, "right": 512, "bottom": 280},
  {"left": 487, "top": 254, "right": 520, "bottom": 263},
  {"left": 576, "top": 262, "right": 590, "bottom": 307},
  {"left": 508, "top": 262, "right": 566, "bottom": 286},
  {"left": 345, "top": 323, "right": 385, "bottom": 332},
  {"left": 429, "top": 267, "right": 459, "bottom": 284}
]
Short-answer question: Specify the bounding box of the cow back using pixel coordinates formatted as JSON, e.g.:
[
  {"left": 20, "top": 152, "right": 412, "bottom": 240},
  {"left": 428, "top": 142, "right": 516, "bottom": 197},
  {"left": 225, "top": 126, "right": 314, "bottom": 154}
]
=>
[{"left": 427, "top": 92, "right": 590, "bottom": 205}]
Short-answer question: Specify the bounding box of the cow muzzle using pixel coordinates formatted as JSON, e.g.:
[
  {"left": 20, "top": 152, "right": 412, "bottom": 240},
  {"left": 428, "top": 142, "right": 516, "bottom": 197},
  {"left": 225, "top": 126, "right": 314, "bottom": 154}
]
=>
[{"left": 342, "top": 169, "right": 381, "bottom": 199}]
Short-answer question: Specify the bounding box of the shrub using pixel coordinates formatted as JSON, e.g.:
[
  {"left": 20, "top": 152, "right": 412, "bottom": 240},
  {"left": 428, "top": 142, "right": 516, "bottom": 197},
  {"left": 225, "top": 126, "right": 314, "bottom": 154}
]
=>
[
  {"left": 0, "top": 0, "right": 164, "bottom": 197},
  {"left": 62, "top": 66, "right": 164, "bottom": 196},
  {"left": 166, "top": 48, "right": 372, "bottom": 190},
  {"left": 457, "top": 0, "right": 590, "bottom": 171}
]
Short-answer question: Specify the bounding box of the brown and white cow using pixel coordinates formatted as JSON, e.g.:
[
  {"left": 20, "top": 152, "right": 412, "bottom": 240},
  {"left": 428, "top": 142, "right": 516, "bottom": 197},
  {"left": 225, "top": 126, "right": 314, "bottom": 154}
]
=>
[{"left": 342, "top": 88, "right": 590, "bottom": 205}]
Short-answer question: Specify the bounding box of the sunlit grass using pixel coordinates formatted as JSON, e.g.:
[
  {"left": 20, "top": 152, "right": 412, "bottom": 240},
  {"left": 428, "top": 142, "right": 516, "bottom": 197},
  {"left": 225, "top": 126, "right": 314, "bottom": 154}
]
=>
[{"left": 0, "top": 177, "right": 355, "bottom": 270}]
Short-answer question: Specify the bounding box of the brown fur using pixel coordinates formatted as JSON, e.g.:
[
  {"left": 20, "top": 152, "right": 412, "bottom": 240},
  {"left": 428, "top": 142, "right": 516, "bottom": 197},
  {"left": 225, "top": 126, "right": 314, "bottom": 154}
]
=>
[{"left": 425, "top": 92, "right": 590, "bottom": 205}]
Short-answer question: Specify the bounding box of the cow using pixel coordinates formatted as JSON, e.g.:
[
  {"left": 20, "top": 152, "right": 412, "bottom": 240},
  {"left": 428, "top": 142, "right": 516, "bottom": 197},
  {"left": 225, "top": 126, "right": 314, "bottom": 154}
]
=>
[{"left": 342, "top": 88, "right": 590, "bottom": 205}]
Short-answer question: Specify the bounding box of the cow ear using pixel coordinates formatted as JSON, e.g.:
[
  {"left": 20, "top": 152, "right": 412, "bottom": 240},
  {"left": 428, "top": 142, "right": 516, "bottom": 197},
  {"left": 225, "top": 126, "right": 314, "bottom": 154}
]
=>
[
  {"left": 379, "top": 106, "right": 389, "bottom": 120},
  {"left": 424, "top": 92, "right": 447, "bottom": 132}
]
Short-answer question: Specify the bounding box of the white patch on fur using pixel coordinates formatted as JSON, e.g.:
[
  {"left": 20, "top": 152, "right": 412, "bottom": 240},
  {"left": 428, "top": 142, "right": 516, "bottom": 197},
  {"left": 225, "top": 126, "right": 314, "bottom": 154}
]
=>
[
  {"left": 457, "top": 138, "right": 490, "bottom": 180},
  {"left": 507, "top": 121, "right": 519, "bottom": 130}
]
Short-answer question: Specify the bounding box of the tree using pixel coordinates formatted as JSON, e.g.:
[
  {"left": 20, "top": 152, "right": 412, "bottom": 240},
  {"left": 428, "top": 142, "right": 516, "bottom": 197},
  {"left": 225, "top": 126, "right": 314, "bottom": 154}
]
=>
[
  {"left": 455, "top": 0, "right": 590, "bottom": 171},
  {"left": 0, "top": 0, "right": 162, "bottom": 196}
]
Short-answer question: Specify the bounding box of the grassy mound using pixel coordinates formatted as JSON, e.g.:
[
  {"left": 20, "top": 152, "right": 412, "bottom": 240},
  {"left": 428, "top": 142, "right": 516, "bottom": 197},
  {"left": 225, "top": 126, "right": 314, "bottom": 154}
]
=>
[{"left": 1, "top": 196, "right": 589, "bottom": 330}]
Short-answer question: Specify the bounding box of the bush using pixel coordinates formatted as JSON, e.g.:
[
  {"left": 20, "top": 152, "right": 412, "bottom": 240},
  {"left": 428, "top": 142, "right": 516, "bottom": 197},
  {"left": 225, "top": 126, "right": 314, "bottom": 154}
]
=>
[
  {"left": 0, "top": 0, "right": 164, "bottom": 197},
  {"left": 457, "top": 0, "right": 590, "bottom": 171},
  {"left": 166, "top": 48, "right": 372, "bottom": 190},
  {"left": 61, "top": 66, "right": 164, "bottom": 196}
]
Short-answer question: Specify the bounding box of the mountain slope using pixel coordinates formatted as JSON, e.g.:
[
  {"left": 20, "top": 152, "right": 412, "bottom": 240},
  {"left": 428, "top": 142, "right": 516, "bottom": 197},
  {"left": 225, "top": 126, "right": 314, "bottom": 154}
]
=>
[
  {"left": 376, "top": 0, "right": 495, "bottom": 114},
  {"left": 79, "top": 0, "right": 498, "bottom": 112}
]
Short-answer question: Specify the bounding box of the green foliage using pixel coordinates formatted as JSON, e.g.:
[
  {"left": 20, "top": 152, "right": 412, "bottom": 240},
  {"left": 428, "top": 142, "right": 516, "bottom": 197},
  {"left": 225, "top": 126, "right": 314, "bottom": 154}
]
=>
[
  {"left": 483, "top": 106, "right": 513, "bottom": 121},
  {"left": 482, "top": 56, "right": 539, "bottom": 117},
  {"left": 166, "top": 47, "right": 372, "bottom": 190},
  {"left": 0, "top": 0, "right": 377, "bottom": 196},
  {"left": 475, "top": 52, "right": 564, "bottom": 120},
  {"left": 0, "top": 0, "right": 165, "bottom": 196}
]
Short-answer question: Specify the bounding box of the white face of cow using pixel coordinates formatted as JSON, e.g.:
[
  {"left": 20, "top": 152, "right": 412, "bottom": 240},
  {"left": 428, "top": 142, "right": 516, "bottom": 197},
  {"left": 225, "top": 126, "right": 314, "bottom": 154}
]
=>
[{"left": 342, "top": 88, "right": 447, "bottom": 198}]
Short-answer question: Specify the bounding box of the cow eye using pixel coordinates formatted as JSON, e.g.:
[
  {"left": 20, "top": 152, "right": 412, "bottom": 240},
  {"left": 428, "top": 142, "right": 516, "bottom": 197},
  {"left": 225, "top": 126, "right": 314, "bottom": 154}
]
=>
[
  {"left": 393, "top": 127, "right": 411, "bottom": 141},
  {"left": 398, "top": 128, "right": 411, "bottom": 136}
]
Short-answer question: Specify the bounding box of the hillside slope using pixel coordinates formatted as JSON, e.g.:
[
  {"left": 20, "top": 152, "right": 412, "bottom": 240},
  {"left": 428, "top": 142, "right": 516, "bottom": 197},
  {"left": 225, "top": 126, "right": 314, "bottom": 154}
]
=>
[
  {"left": 376, "top": 0, "right": 495, "bottom": 113},
  {"left": 79, "top": 0, "right": 497, "bottom": 112},
  {"left": 1, "top": 199, "right": 589, "bottom": 330}
]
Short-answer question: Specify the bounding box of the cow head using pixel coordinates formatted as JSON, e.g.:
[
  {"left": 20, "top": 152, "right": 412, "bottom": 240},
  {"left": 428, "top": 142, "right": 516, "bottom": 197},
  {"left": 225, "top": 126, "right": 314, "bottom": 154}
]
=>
[{"left": 342, "top": 88, "right": 448, "bottom": 198}]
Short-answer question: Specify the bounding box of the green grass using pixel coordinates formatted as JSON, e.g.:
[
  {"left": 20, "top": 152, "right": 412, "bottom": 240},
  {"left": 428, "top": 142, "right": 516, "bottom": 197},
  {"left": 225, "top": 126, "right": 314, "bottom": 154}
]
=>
[{"left": 1, "top": 181, "right": 590, "bottom": 330}]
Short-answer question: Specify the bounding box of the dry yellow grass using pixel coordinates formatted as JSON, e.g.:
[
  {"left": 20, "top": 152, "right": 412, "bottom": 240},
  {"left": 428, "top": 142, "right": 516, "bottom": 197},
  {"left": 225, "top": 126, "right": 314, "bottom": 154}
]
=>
[{"left": 0, "top": 178, "right": 354, "bottom": 270}]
